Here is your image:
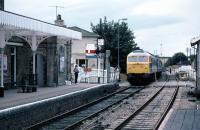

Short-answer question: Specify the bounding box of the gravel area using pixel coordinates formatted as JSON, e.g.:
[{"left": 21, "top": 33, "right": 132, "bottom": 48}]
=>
[{"left": 76, "top": 86, "right": 161, "bottom": 129}]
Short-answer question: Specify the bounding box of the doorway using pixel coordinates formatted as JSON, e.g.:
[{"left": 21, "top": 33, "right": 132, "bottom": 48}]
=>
[
  {"left": 10, "top": 47, "right": 16, "bottom": 86},
  {"left": 36, "top": 54, "right": 47, "bottom": 87}
]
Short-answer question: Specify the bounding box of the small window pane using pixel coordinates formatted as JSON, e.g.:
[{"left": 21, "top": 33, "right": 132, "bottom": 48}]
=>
[
  {"left": 138, "top": 56, "right": 148, "bottom": 62},
  {"left": 128, "top": 56, "right": 137, "bottom": 62}
]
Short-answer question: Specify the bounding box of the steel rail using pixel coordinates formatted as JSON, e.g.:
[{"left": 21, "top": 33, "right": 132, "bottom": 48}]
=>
[
  {"left": 25, "top": 86, "right": 143, "bottom": 130},
  {"left": 113, "top": 81, "right": 168, "bottom": 130},
  {"left": 63, "top": 87, "right": 143, "bottom": 130},
  {"left": 153, "top": 82, "right": 179, "bottom": 130}
]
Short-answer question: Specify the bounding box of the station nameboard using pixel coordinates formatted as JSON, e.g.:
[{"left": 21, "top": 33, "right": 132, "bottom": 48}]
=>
[{"left": 86, "top": 44, "right": 96, "bottom": 58}]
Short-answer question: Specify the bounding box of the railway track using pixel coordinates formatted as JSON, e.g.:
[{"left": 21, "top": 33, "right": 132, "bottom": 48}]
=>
[
  {"left": 26, "top": 76, "right": 177, "bottom": 130},
  {"left": 105, "top": 80, "right": 178, "bottom": 130},
  {"left": 26, "top": 86, "right": 144, "bottom": 130}
]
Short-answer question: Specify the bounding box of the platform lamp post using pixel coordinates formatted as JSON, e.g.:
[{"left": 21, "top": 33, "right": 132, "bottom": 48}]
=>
[{"left": 117, "top": 18, "right": 127, "bottom": 82}]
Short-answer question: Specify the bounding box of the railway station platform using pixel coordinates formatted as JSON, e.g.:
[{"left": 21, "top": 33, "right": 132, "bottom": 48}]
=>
[
  {"left": 0, "top": 83, "right": 115, "bottom": 110},
  {"left": 159, "top": 81, "right": 200, "bottom": 130},
  {"left": 0, "top": 82, "right": 119, "bottom": 130}
]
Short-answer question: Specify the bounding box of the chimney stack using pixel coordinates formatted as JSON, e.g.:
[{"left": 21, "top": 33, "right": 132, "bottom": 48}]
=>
[{"left": 54, "top": 14, "right": 66, "bottom": 27}]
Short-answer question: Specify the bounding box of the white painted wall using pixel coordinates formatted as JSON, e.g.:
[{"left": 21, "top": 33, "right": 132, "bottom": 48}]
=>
[{"left": 72, "top": 37, "right": 100, "bottom": 69}]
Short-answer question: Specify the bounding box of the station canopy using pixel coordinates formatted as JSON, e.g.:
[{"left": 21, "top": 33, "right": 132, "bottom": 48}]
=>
[{"left": 0, "top": 10, "right": 82, "bottom": 40}]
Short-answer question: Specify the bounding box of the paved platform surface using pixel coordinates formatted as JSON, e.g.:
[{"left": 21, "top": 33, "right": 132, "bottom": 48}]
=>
[
  {"left": 159, "top": 81, "right": 200, "bottom": 130},
  {"left": 0, "top": 83, "right": 100, "bottom": 110}
]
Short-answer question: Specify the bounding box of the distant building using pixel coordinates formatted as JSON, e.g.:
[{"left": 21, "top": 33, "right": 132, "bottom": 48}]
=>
[{"left": 68, "top": 26, "right": 103, "bottom": 69}]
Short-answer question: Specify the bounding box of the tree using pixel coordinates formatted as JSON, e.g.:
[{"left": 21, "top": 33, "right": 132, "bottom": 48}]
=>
[
  {"left": 165, "top": 52, "right": 189, "bottom": 66},
  {"left": 165, "top": 57, "right": 173, "bottom": 67},
  {"left": 189, "top": 54, "right": 195, "bottom": 64},
  {"left": 91, "top": 17, "right": 137, "bottom": 72}
]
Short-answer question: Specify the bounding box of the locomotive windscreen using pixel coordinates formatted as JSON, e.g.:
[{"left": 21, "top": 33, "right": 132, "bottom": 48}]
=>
[{"left": 128, "top": 56, "right": 148, "bottom": 62}]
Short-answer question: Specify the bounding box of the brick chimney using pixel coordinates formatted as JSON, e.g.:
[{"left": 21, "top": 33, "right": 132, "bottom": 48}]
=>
[{"left": 54, "top": 14, "right": 66, "bottom": 27}]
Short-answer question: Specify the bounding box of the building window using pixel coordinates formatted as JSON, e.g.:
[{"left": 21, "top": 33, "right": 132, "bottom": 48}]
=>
[
  {"left": 59, "top": 56, "right": 65, "bottom": 72},
  {"left": 76, "top": 59, "right": 88, "bottom": 67}
]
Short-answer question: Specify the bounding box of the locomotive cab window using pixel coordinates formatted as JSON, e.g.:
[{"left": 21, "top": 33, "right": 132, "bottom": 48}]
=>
[
  {"left": 128, "top": 56, "right": 138, "bottom": 62},
  {"left": 138, "top": 56, "right": 148, "bottom": 62},
  {"left": 128, "top": 56, "right": 148, "bottom": 62}
]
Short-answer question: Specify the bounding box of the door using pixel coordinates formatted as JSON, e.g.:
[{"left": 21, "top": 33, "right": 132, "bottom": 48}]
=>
[
  {"left": 10, "top": 47, "right": 16, "bottom": 86},
  {"left": 37, "top": 54, "right": 44, "bottom": 86}
]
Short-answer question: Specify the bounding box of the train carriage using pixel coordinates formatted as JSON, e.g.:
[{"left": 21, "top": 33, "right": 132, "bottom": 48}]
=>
[{"left": 127, "top": 50, "right": 162, "bottom": 84}]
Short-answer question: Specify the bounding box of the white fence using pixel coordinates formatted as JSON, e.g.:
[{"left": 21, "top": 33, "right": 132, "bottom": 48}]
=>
[{"left": 75, "top": 67, "right": 119, "bottom": 84}]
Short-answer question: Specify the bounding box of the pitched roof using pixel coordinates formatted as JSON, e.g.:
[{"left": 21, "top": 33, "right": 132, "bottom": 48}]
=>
[
  {"left": 68, "top": 26, "right": 99, "bottom": 38},
  {"left": 0, "top": 10, "right": 81, "bottom": 40}
]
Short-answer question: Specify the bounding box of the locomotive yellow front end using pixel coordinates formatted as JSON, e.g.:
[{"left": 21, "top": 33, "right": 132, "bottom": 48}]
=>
[
  {"left": 127, "top": 57, "right": 150, "bottom": 74},
  {"left": 126, "top": 50, "right": 152, "bottom": 84}
]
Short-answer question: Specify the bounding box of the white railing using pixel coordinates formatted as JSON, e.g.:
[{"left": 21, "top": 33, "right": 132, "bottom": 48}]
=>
[{"left": 79, "top": 67, "right": 119, "bottom": 84}]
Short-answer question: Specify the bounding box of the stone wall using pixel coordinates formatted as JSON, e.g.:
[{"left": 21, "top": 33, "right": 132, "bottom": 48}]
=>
[
  {"left": 0, "top": 84, "right": 118, "bottom": 130},
  {"left": 16, "top": 43, "right": 32, "bottom": 85},
  {"left": 57, "top": 39, "right": 72, "bottom": 85},
  {"left": 3, "top": 36, "right": 72, "bottom": 88},
  {"left": 65, "top": 40, "right": 72, "bottom": 80},
  {"left": 46, "top": 37, "right": 57, "bottom": 87}
]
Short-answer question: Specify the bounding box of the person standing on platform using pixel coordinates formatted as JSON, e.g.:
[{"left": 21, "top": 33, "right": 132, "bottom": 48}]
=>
[{"left": 73, "top": 65, "right": 79, "bottom": 84}]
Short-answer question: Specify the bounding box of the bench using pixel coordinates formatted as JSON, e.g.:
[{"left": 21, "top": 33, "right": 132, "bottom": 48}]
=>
[
  {"left": 17, "top": 74, "right": 37, "bottom": 93},
  {"left": 17, "top": 85, "right": 37, "bottom": 93}
]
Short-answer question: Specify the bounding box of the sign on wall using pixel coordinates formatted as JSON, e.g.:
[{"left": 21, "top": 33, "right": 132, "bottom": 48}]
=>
[
  {"left": 86, "top": 44, "right": 96, "bottom": 58},
  {"left": 0, "top": 55, "right": 7, "bottom": 71},
  {"left": 0, "top": 55, "right": 7, "bottom": 84},
  {"left": 59, "top": 56, "right": 65, "bottom": 72},
  {"left": 98, "top": 39, "right": 104, "bottom": 46}
]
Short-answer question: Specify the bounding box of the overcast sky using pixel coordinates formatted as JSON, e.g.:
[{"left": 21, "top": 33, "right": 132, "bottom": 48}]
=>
[{"left": 5, "top": 0, "right": 200, "bottom": 57}]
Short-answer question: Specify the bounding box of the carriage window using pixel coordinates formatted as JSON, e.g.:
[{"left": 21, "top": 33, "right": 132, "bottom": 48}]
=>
[
  {"left": 149, "top": 57, "right": 151, "bottom": 62},
  {"left": 128, "top": 56, "right": 138, "bottom": 62},
  {"left": 138, "top": 56, "right": 148, "bottom": 62}
]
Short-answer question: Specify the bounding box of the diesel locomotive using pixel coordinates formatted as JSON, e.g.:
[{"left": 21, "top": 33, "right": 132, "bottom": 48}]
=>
[{"left": 127, "top": 50, "right": 162, "bottom": 84}]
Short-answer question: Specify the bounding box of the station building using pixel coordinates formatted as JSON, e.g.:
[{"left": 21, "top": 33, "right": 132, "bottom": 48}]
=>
[
  {"left": 68, "top": 26, "right": 103, "bottom": 69},
  {"left": 0, "top": 3, "right": 81, "bottom": 96}
]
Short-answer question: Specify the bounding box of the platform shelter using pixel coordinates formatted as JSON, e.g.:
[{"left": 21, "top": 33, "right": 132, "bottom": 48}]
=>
[
  {"left": 191, "top": 35, "right": 200, "bottom": 95},
  {"left": 0, "top": 10, "right": 82, "bottom": 97}
]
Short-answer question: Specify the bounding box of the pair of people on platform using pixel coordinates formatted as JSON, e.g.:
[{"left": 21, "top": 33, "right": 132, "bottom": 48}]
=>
[{"left": 73, "top": 65, "right": 79, "bottom": 84}]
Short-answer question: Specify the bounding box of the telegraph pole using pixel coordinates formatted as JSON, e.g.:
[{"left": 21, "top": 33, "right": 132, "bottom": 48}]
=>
[
  {"left": 160, "top": 43, "right": 163, "bottom": 57},
  {"left": 186, "top": 47, "right": 189, "bottom": 57}
]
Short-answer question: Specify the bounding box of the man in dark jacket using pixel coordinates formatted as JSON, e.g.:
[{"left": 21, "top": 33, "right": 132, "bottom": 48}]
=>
[{"left": 73, "top": 65, "right": 79, "bottom": 84}]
